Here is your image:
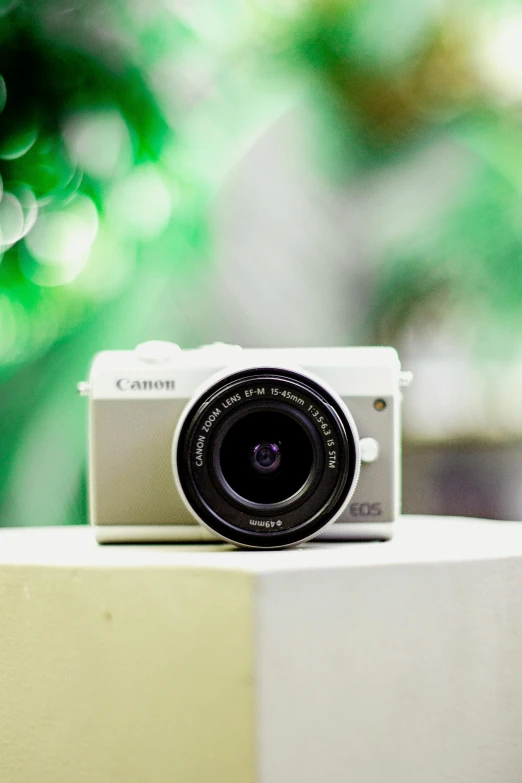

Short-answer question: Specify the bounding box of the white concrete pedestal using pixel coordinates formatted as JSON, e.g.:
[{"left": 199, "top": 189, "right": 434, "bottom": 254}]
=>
[{"left": 1, "top": 516, "right": 522, "bottom": 783}]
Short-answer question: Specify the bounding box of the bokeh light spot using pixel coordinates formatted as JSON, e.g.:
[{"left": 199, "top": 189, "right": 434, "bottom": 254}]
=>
[
  {"left": 63, "top": 109, "right": 132, "bottom": 180},
  {"left": 72, "top": 223, "right": 136, "bottom": 301},
  {"left": 22, "top": 194, "right": 98, "bottom": 286},
  {"left": 477, "top": 10, "right": 522, "bottom": 101},
  {"left": 0, "top": 192, "right": 24, "bottom": 251},
  {"left": 15, "top": 184, "right": 38, "bottom": 236},
  {"left": 4, "top": 182, "right": 38, "bottom": 240},
  {"left": 107, "top": 163, "right": 172, "bottom": 239},
  {"left": 0, "top": 126, "right": 38, "bottom": 160}
]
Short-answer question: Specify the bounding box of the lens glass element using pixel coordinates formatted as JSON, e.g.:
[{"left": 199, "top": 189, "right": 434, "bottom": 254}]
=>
[
  {"left": 252, "top": 442, "right": 281, "bottom": 473},
  {"left": 218, "top": 410, "right": 313, "bottom": 504}
]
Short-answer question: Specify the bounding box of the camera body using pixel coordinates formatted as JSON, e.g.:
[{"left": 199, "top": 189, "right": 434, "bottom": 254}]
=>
[{"left": 83, "top": 342, "right": 408, "bottom": 548}]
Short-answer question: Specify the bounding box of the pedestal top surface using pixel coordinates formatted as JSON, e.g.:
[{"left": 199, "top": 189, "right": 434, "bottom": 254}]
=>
[{"left": 1, "top": 516, "right": 522, "bottom": 571}]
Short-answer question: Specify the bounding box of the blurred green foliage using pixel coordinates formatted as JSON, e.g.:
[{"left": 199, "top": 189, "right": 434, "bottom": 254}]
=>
[
  {"left": 253, "top": 0, "right": 522, "bottom": 349},
  {"left": 0, "top": 1, "right": 212, "bottom": 525},
  {"left": 2, "top": 0, "right": 522, "bottom": 525},
  {"left": 0, "top": 0, "right": 290, "bottom": 527}
]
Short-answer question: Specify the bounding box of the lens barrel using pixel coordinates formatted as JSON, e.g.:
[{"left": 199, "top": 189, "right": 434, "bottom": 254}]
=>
[{"left": 174, "top": 367, "right": 359, "bottom": 548}]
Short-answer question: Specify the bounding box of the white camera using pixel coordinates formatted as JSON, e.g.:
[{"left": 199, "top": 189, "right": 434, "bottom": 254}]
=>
[{"left": 80, "top": 342, "right": 411, "bottom": 549}]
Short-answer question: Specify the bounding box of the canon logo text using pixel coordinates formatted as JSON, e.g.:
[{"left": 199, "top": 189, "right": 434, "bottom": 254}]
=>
[{"left": 116, "top": 379, "right": 176, "bottom": 391}]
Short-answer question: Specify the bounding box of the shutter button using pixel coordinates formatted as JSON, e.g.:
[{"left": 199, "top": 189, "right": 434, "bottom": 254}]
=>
[{"left": 135, "top": 341, "right": 181, "bottom": 364}]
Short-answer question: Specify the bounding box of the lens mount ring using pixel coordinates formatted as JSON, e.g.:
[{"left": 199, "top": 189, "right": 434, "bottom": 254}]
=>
[{"left": 173, "top": 366, "right": 359, "bottom": 549}]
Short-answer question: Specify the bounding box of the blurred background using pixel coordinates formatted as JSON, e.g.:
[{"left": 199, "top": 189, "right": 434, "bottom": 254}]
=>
[{"left": 2, "top": 0, "right": 522, "bottom": 527}]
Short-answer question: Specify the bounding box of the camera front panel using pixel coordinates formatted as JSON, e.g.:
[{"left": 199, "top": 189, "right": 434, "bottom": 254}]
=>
[
  {"left": 89, "top": 397, "right": 195, "bottom": 529},
  {"left": 89, "top": 393, "right": 397, "bottom": 539},
  {"left": 338, "top": 395, "right": 398, "bottom": 525}
]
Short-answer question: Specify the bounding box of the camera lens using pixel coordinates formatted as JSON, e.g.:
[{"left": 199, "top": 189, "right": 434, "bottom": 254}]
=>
[
  {"left": 174, "top": 367, "right": 359, "bottom": 549},
  {"left": 252, "top": 442, "right": 280, "bottom": 473},
  {"left": 218, "top": 409, "right": 314, "bottom": 504}
]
